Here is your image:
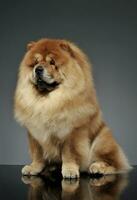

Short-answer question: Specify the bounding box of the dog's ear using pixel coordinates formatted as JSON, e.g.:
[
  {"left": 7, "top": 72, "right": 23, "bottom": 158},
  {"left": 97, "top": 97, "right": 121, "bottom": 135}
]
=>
[
  {"left": 27, "top": 41, "right": 36, "bottom": 50},
  {"left": 60, "top": 42, "right": 75, "bottom": 58}
]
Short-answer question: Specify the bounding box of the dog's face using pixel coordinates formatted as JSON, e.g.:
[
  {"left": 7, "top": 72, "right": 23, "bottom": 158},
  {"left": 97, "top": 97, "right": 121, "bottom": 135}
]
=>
[{"left": 22, "top": 39, "right": 76, "bottom": 93}]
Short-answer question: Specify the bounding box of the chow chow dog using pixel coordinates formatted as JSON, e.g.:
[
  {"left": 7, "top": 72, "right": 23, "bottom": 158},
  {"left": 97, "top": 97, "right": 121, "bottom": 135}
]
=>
[{"left": 14, "top": 38, "right": 131, "bottom": 178}]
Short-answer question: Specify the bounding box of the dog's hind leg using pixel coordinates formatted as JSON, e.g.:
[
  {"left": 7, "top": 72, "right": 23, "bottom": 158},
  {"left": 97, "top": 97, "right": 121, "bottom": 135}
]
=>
[{"left": 89, "top": 126, "right": 131, "bottom": 175}]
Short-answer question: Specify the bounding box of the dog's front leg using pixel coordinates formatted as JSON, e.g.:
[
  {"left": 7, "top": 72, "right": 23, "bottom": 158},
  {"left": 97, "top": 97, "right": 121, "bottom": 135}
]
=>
[
  {"left": 22, "top": 131, "right": 45, "bottom": 175},
  {"left": 62, "top": 140, "right": 80, "bottom": 179}
]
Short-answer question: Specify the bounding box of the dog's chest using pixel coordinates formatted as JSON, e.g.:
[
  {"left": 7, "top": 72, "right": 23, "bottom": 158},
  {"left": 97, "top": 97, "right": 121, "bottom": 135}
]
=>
[
  {"left": 15, "top": 86, "right": 90, "bottom": 143},
  {"left": 15, "top": 88, "right": 73, "bottom": 143},
  {"left": 25, "top": 110, "right": 73, "bottom": 143}
]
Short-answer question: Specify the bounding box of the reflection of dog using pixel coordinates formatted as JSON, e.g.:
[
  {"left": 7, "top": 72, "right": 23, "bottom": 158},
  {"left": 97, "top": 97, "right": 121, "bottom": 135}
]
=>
[
  {"left": 22, "top": 174, "right": 128, "bottom": 200},
  {"left": 14, "top": 39, "right": 131, "bottom": 178}
]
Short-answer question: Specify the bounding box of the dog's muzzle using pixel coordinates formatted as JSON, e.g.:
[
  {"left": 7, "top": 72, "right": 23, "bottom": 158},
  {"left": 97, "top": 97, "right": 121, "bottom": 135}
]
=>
[
  {"left": 35, "top": 66, "right": 59, "bottom": 92},
  {"left": 35, "top": 66, "right": 44, "bottom": 78}
]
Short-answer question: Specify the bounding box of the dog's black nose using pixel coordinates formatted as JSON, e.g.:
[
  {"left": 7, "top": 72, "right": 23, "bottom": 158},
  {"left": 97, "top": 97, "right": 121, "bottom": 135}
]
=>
[{"left": 35, "top": 66, "right": 43, "bottom": 76}]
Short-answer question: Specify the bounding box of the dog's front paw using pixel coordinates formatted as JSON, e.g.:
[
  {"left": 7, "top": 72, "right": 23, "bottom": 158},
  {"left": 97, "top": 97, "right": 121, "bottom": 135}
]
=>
[
  {"left": 62, "top": 164, "right": 79, "bottom": 179},
  {"left": 22, "top": 163, "right": 44, "bottom": 175}
]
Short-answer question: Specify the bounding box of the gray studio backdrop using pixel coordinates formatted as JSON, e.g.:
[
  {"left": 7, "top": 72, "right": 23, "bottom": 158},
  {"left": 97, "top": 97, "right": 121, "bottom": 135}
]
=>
[{"left": 0, "top": 0, "right": 137, "bottom": 165}]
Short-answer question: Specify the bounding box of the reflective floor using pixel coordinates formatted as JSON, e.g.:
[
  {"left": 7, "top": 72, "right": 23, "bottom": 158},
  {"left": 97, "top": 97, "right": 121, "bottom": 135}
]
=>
[{"left": 0, "top": 165, "right": 137, "bottom": 200}]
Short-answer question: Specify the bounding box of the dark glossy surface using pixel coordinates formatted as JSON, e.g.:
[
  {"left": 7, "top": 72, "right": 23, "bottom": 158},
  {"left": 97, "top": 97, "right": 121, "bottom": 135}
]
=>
[{"left": 0, "top": 165, "right": 137, "bottom": 200}]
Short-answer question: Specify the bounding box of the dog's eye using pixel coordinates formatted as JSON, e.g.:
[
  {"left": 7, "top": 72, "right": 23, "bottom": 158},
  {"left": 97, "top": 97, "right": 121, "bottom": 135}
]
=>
[
  {"left": 34, "top": 58, "right": 39, "bottom": 65},
  {"left": 50, "top": 59, "right": 55, "bottom": 65},
  {"left": 29, "top": 60, "right": 38, "bottom": 68}
]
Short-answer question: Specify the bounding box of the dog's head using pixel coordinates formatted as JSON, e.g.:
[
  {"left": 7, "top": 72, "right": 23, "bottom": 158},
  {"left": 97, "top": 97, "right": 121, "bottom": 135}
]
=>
[{"left": 20, "top": 38, "right": 91, "bottom": 94}]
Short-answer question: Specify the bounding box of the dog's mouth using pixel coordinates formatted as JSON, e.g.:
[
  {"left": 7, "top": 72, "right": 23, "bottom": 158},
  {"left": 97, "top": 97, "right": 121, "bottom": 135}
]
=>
[{"left": 35, "top": 77, "right": 59, "bottom": 93}]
